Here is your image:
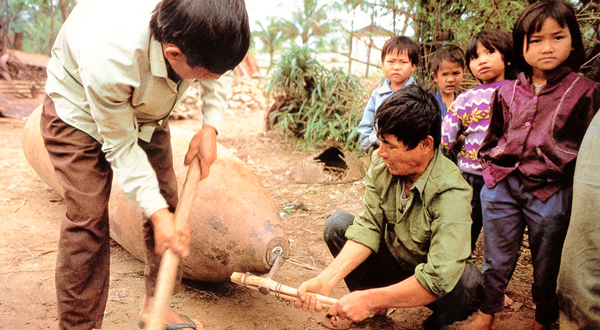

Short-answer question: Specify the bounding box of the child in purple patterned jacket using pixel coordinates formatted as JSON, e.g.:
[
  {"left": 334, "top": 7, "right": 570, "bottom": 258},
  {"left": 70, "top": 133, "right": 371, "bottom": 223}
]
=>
[{"left": 441, "top": 30, "right": 517, "bottom": 253}]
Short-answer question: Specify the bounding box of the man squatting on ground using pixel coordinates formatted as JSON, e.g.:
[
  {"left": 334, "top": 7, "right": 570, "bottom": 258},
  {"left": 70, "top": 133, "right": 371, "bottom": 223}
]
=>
[
  {"left": 41, "top": 0, "right": 250, "bottom": 328},
  {"left": 295, "top": 85, "right": 484, "bottom": 330}
]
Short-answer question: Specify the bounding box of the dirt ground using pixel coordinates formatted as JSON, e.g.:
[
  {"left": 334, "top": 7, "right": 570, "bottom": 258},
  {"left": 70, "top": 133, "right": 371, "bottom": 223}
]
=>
[{"left": 0, "top": 91, "right": 547, "bottom": 329}]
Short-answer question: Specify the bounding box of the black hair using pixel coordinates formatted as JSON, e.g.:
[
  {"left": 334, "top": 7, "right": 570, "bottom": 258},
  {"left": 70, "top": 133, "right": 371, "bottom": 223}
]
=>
[
  {"left": 381, "top": 36, "right": 419, "bottom": 67},
  {"left": 431, "top": 44, "right": 465, "bottom": 73},
  {"left": 150, "top": 0, "right": 251, "bottom": 75},
  {"left": 465, "top": 30, "right": 517, "bottom": 80},
  {"left": 375, "top": 84, "right": 441, "bottom": 150},
  {"left": 513, "top": 0, "right": 584, "bottom": 73}
]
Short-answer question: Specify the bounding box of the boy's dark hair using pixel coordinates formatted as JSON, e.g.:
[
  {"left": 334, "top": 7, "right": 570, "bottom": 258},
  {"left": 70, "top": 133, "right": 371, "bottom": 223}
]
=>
[
  {"left": 513, "top": 0, "right": 584, "bottom": 73},
  {"left": 375, "top": 84, "right": 441, "bottom": 150},
  {"left": 431, "top": 44, "right": 465, "bottom": 73},
  {"left": 150, "top": 0, "right": 250, "bottom": 75},
  {"left": 465, "top": 30, "right": 517, "bottom": 80},
  {"left": 381, "top": 36, "right": 419, "bottom": 67}
]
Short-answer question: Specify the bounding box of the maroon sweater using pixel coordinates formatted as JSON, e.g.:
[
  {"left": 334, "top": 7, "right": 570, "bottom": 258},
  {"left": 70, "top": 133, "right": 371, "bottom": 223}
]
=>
[{"left": 480, "top": 66, "right": 600, "bottom": 201}]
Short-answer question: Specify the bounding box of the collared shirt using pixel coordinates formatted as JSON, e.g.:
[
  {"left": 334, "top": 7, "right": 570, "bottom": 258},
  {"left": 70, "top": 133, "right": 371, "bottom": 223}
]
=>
[
  {"left": 45, "top": 0, "right": 230, "bottom": 217},
  {"left": 441, "top": 80, "right": 510, "bottom": 175},
  {"left": 357, "top": 76, "right": 416, "bottom": 152},
  {"left": 345, "top": 151, "right": 473, "bottom": 297},
  {"left": 480, "top": 66, "right": 600, "bottom": 201}
]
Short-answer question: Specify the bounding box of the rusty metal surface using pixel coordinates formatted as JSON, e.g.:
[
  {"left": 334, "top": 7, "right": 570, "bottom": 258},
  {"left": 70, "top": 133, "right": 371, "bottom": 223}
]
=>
[{"left": 22, "top": 105, "right": 289, "bottom": 282}]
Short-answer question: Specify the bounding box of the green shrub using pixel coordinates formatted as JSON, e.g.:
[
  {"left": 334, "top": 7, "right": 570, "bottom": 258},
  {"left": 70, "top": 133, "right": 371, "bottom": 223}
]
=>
[{"left": 266, "top": 45, "right": 368, "bottom": 153}]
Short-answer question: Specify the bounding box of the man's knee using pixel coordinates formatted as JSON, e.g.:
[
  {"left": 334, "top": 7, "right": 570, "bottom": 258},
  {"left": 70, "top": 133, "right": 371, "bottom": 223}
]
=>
[
  {"left": 431, "top": 261, "right": 483, "bottom": 326},
  {"left": 323, "top": 211, "right": 354, "bottom": 255},
  {"left": 460, "top": 261, "right": 485, "bottom": 310},
  {"left": 323, "top": 211, "right": 353, "bottom": 239}
]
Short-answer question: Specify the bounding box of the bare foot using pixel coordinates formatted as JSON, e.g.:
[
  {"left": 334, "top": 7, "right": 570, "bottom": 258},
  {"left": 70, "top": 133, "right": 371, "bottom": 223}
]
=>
[
  {"left": 139, "top": 295, "right": 201, "bottom": 329},
  {"left": 532, "top": 321, "right": 551, "bottom": 330},
  {"left": 319, "top": 315, "right": 354, "bottom": 330},
  {"left": 503, "top": 294, "right": 513, "bottom": 307},
  {"left": 457, "top": 311, "right": 494, "bottom": 330}
]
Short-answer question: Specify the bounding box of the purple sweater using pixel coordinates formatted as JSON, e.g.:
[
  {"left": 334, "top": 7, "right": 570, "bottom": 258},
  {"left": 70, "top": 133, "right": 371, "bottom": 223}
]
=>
[
  {"left": 480, "top": 66, "right": 600, "bottom": 201},
  {"left": 441, "top": 80, "right": 511, "bottom": 175}
]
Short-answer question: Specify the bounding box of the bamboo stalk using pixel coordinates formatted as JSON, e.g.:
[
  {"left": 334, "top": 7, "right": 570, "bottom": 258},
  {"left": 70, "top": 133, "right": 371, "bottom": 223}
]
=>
[{"left": 231, "top": 272, "right": 337, "bottom": 308}]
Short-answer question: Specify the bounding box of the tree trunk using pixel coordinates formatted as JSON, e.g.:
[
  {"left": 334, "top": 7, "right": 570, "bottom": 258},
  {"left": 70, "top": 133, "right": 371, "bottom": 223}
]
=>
[
  {"left": 2, "top": 0, "right": 9, "bottom": 51},
  {"left": 365, "top": 36, "right": 372, "bottom": 77},
  {"left": 59, "top": 0, "right": 71, "bottom": 22},
  {"left": 13, "top": 32, "right": 22, "bottom": 50},
  {"left": 347, "top": 9, "right": 355, "bottom": 74},
  {"left": 48, "top": 0, "right": 54, "bottom": 55}
]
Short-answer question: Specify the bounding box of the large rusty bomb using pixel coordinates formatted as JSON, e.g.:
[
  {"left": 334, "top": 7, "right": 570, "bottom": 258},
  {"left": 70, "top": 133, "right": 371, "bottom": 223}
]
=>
[{"left": 22, "top": 105, "right": 289, "bottom": 282}]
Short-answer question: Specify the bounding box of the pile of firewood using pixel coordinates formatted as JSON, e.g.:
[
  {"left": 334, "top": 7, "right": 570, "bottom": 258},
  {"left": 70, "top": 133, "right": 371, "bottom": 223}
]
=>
[{"left": 170, "top": 76, "right": 269, "bottom": 120}]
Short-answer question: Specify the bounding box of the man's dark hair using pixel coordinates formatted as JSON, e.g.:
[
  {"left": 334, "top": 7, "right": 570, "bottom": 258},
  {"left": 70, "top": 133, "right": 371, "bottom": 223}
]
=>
[
  {"left": 431, "top": 44, "right": 465, "bottom": 73},
  {"left": 465, "top": 30, "right": 517, "bottom": 80},
  {"left": 513, "top": 0, "right": 584, "bottom": 73},
  {"left": 375, "top": 84, "right": 441, "bottom": 150},
  {"left": 150, "top": 0, "right": 251, "bottom": 75},
  {"left": 381, "top": 36, "right": 419, "bottom": 67}
]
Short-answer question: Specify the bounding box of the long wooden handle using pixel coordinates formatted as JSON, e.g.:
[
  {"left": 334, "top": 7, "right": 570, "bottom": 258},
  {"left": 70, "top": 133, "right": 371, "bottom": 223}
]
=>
[
  {"left": 231, "top": 272, "right": 338, "bottom": 308},
  {"left": 147, "top": 158, "right": 202, "bottom": 330}
]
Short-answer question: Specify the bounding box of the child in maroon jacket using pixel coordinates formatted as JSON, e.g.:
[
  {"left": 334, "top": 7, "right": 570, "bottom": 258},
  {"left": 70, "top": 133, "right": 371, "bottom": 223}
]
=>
[{"left": 465, "top": 1, "right": 600, "bottom": 330}]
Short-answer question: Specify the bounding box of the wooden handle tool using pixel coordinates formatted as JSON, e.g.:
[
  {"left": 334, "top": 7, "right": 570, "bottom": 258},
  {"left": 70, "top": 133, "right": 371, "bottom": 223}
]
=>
[
  {"left": 231, "top": 272, "right": 338, "bottom": 308},
  {"left": 147, "top": 157, "right": 202, "bottom": 330}
]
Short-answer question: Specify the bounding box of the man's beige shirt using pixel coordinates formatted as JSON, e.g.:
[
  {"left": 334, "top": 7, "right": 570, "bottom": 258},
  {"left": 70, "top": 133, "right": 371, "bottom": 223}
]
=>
[{"left": 45, "top": 0, "right": 230, "bottom": 217}]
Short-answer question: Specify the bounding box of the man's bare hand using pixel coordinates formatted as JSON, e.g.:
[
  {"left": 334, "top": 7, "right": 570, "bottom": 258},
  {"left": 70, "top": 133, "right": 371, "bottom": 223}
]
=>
[
  {"left": 149, "top": 208, "right": 191, "bottom": 259},
  {"left": 294, "top": 277, "right": 332, "bottom": 312},
  {"left": 328, "top": 290, "right": 373, "bottom": 323},
  {"left": 184, "top": 125, "right": 217, "bottom": 179}
]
